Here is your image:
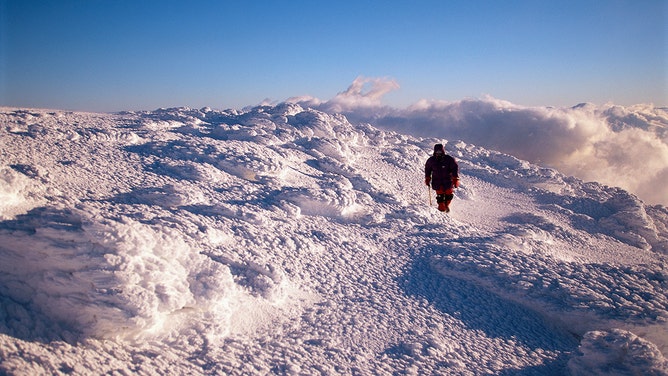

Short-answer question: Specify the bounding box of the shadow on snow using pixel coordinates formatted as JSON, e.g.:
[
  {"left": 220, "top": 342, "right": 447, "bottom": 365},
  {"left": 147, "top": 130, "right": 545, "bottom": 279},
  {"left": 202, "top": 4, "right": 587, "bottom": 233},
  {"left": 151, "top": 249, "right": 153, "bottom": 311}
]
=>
[{"left": 400, "top": 252, "right": 578, "bottom": 353}]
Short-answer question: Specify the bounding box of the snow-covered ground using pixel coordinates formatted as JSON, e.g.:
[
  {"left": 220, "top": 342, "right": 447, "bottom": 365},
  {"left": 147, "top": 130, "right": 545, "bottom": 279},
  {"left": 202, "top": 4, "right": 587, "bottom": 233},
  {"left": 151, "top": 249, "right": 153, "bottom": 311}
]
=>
[{"left": 0, "top": 104, "right": 666, "bottom": 375}]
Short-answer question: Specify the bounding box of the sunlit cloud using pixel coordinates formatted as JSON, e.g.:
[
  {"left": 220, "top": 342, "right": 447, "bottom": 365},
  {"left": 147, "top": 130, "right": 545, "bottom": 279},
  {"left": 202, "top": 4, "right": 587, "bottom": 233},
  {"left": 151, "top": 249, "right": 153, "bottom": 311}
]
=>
[{"left": 319, "top": 76, "right": 400, "bottom": 113}]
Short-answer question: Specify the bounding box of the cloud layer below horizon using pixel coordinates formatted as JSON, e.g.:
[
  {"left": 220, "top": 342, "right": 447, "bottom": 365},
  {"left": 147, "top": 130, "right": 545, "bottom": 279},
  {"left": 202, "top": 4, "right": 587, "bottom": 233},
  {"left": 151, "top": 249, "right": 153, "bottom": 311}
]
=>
[{"left": 291, "top": 77, "right": 668, "bottom": 206}]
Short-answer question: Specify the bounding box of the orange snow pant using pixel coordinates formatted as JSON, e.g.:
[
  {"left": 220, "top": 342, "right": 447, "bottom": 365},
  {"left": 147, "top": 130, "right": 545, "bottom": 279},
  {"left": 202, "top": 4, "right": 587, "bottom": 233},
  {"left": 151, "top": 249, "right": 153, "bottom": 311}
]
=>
[{"left": 435, "top": 188, "right": 454, "bottom": 212}]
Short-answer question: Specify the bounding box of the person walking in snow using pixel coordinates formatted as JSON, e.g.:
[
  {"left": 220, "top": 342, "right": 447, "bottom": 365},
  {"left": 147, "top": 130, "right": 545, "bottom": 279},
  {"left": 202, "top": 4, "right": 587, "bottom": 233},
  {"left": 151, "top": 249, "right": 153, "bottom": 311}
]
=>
[{"left": 425, "top": 143, "right": 459, "bottom": 212}]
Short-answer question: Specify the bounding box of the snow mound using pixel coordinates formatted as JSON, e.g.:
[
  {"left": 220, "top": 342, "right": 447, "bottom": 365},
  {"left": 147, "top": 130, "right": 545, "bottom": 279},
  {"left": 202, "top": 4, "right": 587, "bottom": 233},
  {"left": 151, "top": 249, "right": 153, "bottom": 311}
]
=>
[
  {"left": 569, "top": 329, "right": 668, "bottom": 375},
  {"left": 0, "top": 206, "right": 240, "bottom": 341},
  {"left": 0, "top": 167, "right": 45, "bottom": 220}
]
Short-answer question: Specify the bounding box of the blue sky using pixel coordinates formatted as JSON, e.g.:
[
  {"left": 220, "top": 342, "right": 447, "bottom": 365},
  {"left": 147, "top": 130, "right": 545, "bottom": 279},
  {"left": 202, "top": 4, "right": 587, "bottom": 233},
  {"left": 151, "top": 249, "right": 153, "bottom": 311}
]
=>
[{"left": 1, "top": 0, "right": 666, "bottom": 112}]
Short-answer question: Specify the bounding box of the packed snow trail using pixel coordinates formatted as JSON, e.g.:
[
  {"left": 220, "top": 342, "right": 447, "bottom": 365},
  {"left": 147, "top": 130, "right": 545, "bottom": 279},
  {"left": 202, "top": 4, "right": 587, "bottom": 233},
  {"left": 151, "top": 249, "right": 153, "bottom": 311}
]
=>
[{"left": 0, "top": 105, "right": 667, "bottom": 375}]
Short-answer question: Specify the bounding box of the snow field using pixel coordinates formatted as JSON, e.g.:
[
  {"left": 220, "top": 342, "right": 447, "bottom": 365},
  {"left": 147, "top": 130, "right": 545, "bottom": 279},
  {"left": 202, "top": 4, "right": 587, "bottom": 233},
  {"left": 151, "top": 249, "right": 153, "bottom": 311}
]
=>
[{"left": 0, "top": 105, "right": 667, "bottom": 374}]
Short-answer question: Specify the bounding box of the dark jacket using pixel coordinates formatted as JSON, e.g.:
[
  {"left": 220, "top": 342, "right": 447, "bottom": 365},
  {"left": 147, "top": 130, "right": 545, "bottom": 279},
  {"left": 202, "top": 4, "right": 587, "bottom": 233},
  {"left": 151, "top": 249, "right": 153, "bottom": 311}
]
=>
[{"left": 425, "top": 154, "right": 459, "bottom": 191}]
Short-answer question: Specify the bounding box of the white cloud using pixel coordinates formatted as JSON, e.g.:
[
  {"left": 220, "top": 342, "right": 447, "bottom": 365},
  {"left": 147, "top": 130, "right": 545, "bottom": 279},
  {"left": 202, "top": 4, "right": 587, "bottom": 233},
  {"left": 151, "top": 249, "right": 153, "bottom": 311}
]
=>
[
  {"left": 291, "top": 78, "right": 668, "bottom": 205},
  {"left": 320, "top": 76, "right": 400, "bottom": 113},
  {"left": 284, "top": 95, "right": 322, "bottom": 107}
]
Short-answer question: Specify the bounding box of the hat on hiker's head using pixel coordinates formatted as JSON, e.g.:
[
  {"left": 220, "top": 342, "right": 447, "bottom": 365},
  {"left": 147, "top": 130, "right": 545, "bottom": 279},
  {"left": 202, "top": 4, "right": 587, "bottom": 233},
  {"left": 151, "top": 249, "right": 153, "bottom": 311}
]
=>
[{"left": 433, "top": 143, "right": 445, "bottom": 155}]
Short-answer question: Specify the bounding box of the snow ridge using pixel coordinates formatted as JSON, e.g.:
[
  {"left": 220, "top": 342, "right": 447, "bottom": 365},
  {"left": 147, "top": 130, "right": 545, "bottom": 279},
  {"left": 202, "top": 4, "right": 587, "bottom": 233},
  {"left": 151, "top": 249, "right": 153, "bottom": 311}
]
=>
[{"left": 0, "top": 105, "right": 667, "bottom": 375}]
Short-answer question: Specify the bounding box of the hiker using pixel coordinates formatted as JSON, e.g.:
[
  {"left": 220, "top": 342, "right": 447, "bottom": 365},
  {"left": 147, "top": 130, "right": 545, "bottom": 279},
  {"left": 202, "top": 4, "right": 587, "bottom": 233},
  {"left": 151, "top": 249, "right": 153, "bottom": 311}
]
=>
[{"left": 425, "top": 143, "right": 459, "bottom": 212}]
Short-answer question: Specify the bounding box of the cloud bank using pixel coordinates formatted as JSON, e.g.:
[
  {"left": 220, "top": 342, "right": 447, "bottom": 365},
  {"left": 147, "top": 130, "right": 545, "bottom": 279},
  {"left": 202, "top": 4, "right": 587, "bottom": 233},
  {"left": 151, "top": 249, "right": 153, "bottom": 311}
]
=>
[{"left": 290, "top": 77, "right": 668, "bottom": 206}]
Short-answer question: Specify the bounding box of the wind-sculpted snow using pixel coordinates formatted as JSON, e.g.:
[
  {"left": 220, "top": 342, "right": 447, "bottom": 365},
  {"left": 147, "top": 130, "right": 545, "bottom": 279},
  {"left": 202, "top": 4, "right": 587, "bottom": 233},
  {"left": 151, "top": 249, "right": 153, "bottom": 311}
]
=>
[
  {"left": 0, "top": 105, "right": 667, "bottom": 374},
  {"left": 432, "top": 239, "right": 668, "bottom": 323},
  {"left": 0, "top": 207, "right": 237, "bottom": 342},
  {"left": 568, "top": 329, "right": 668, "bottom": 375}
]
